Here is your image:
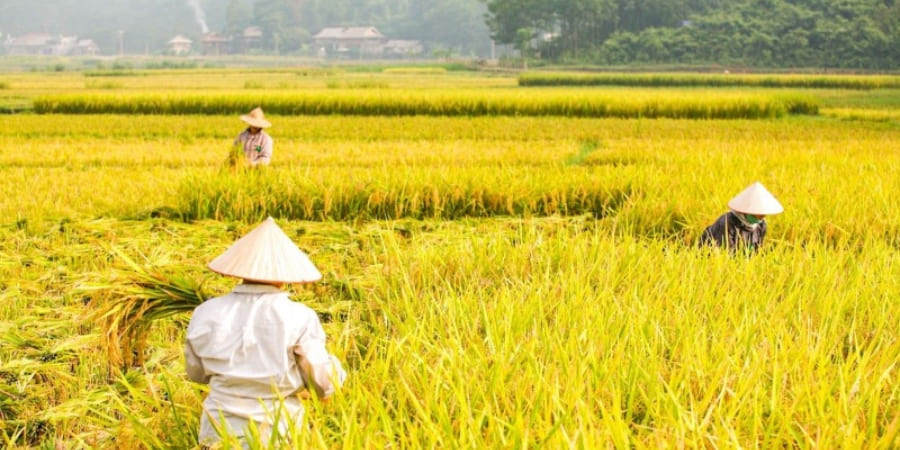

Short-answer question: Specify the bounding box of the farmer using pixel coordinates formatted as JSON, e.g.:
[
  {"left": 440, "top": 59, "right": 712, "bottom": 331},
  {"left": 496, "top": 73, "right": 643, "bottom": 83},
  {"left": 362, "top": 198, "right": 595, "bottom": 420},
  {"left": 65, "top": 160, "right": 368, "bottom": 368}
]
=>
[
  {"left": 184, "top": 217, "right": 346, "bottom": 446},
  {"left": 234, "top": 106, "right": 273, "bottom": 166},
  {"left": 699, "top": 181, "right": 784, "bottom": 253}
]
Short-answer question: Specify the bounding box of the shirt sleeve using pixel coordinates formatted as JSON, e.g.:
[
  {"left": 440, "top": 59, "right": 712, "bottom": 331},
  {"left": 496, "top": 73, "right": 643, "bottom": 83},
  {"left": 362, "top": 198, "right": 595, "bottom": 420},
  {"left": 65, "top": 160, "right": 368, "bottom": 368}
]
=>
[
  {"left": 757, "top": 220, "right": 768, "bottom": 243},
  {"left": 234, "top": 130, "right": 246, "bottom": 147},
  {"left": 292, "top": 313, "right": 346, "bottom": 398},
  {"left": 184, "top": 341, "right": 211, "bottom": 384},
  {"left": 699, "top": 213, "right": 727, "bottom": 247}
]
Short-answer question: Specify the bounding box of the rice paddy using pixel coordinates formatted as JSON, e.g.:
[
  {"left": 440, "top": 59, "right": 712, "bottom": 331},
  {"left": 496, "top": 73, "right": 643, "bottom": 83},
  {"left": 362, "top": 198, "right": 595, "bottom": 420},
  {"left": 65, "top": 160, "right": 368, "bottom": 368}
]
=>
[
  {"left": 518, "top": 71, "right": 900, "bottom": 90},
  {"left": 1, "top": 68, "right": 898, "bottom": 449}
]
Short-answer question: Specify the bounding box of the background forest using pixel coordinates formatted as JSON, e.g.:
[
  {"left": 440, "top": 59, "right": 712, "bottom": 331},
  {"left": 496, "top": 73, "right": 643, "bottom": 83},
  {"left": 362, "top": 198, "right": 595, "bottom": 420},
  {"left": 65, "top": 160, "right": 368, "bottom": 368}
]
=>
[{"left": 1, "top": 0, "right": 898, "bottom": 69}]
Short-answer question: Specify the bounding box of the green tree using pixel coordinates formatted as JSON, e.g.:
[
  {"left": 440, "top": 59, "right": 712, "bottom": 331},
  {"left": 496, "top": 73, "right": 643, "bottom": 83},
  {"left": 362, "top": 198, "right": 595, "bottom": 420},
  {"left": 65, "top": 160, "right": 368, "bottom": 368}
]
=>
[
  {"left": 225, "top": 0, "right": 251, "bottom": 36},
  {"left": 253, "top": 0, "right": 304, "bottom": 53},
  {"left": 481, "top": 0, "right": 551, "bottom": 45},
  {"left": 396, "top": 0, "right": 491, "bottom": 57}
]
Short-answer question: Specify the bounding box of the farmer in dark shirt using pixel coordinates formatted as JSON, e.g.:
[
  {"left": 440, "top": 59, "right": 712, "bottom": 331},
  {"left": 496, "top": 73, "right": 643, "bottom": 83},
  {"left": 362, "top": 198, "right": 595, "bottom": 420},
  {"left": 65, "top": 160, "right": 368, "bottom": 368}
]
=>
[{"left": 700, "top": 182, "right": 784, "bottom": 253}]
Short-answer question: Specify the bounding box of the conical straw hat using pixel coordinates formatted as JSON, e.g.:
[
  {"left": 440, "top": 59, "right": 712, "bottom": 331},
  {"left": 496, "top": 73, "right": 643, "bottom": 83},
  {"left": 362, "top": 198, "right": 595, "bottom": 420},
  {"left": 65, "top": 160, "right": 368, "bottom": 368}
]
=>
[
  {"left": 208, "top": 217, "right": 321, "bottom": 284},
  {"left": 727, "top": 182, "right": 784, "bottom": 215},
  {"left": 240, "top": 107, "right": 272, "bottom": 128}
]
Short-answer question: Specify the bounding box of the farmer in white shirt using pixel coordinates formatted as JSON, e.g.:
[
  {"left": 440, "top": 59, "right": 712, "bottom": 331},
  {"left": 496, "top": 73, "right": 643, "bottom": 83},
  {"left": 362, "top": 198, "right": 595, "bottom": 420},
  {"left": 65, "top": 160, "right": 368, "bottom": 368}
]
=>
[
  {"left": 185, "top": 217, "right": 346, "bottom": 446},
  {"left": 699, "top": 181, "right": 784, "bottom": 254},
  {"left": 234, "top": 107, "right": 274, "bottom": 166}
]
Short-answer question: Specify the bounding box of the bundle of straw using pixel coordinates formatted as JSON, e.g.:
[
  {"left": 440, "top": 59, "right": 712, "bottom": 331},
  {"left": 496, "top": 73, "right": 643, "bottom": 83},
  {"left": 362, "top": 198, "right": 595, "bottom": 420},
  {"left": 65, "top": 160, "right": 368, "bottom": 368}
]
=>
[
  {"left": 80, "top": 247, "right": 209, "bottom": 369},
  {"left": 81, "top": 247, "right": 355, "bottom": 372},
  {"left": 225, "top": 142, "right": 247, "bottom": 171}
]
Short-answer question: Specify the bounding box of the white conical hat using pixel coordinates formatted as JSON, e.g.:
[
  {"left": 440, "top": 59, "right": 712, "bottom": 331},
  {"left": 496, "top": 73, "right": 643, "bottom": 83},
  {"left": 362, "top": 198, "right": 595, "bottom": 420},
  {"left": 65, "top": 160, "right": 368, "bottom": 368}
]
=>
[
  {"left": 727, "top": 182, "right": 784, "bottom": 215},
  {"left": 208, "top": 217, "right": 321, "bottom": 284}
]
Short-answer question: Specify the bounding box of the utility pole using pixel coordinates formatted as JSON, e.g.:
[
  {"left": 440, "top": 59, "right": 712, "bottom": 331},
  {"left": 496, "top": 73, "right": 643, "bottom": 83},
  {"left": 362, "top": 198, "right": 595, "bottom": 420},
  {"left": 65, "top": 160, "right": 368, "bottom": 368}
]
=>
[{"left": 117, "top": 30, "right": 124, "bottom": 56}]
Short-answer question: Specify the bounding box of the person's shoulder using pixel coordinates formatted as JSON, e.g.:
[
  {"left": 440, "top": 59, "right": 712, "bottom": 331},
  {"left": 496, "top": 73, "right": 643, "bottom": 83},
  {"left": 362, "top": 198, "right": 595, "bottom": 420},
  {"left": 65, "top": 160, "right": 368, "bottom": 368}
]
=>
[
  {"left": 272, "top": 295, "right": 316, "bottom": 315},
  {"left": 712, "top": 211, "right": 731, "bottom": 224},
  {"left": 188, "top": 294, "right": 230, "bottom": 324},
  {"left": 195, "top": 293, "right": 236, "bottom": 310},
  {"left": 271, "top": 297, "right": 321, "bottom": 328}
]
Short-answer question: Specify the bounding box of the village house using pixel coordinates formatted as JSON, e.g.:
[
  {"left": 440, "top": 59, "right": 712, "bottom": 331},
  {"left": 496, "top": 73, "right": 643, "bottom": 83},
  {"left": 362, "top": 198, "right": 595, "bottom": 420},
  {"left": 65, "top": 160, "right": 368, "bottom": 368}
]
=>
[
  {"left": 313, "top": 26, "right": 386, "bottom": 57},
  {"left": 196, "top": 26, "right": 263, "bottom": 55},
  {"left": 239, "top": 26, "right": 263, "bottom": 52},
  {"left": 167, "top": 35, "right": 193, "bottom": 55},
  {"left": 166, "top": 26, "right": 262, "bottom": 56},
  {"left": 383, "top": 40, "right": 423, "bottom": 58},
  {"left": 73, "top": 39, "right": 100, "bottom": 56},
  {"left": 201, "top": 32, "right": 230, "bottom": 56},
  {"left": 5, "top": 33, "right": 53, "bottom": 55},
  {"left": 5, "top": 33, "right": 80, "bottom": 56}
]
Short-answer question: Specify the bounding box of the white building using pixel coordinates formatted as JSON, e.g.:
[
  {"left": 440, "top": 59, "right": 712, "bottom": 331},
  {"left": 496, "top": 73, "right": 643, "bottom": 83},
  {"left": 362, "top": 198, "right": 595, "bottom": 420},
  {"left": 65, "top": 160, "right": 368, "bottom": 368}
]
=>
[{"left": 167, "top": 35, "right": 193, "bottom": 55}]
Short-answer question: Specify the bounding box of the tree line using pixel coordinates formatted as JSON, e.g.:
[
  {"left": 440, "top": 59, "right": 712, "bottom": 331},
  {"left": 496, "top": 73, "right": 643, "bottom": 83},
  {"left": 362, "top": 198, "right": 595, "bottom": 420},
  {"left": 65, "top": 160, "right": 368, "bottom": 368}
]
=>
[{"left": 483, "top": 0, "right": 900, "bottom": 69}]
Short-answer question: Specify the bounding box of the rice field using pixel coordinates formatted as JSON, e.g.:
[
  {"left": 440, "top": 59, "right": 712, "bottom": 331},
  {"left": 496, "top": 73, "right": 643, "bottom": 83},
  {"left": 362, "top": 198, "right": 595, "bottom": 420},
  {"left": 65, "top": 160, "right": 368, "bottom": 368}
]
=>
[
  {"left": 518, "top": 71, "right": 900, "bottom": 90},
  {"left": 32, "top": 89, "right": 818, "bottom": 118},
  {"left": 1, "top": 68, "right": 899, "bottom": 449}
]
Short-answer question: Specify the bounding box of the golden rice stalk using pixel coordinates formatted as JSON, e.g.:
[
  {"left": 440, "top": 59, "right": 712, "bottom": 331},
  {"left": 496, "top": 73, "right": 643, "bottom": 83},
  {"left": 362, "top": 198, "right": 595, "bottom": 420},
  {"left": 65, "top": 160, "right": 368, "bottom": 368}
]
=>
[
  {"left": 80, "top": 246, "right": 210, "bottom": 370},
  {"left": 225, "top": 143, "right": 247, "bottom": 171}
]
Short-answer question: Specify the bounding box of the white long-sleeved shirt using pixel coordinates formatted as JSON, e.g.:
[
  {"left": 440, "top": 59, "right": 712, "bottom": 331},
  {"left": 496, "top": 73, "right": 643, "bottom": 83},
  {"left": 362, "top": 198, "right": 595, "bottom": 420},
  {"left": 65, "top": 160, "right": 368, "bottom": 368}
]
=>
[{"left": 185, "top": 283, "right": 345, "bottom": 442}]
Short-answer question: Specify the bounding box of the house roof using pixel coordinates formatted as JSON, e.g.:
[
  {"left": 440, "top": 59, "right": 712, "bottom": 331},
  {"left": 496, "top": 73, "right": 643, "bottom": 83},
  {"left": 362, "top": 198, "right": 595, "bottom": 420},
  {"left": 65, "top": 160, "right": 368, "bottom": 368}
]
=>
[
  {"left": 243, "top": 26, "right": 262, "bottom": 38},
  {"left": 168, "top": 35, "right": 192, "bottom": 44},
  {"left": 11, "top": 33, "right": 53, "bottom": 47},
  {"left": 202, "top": 32, "right": 230, "bottom": 43},
  {"left": 313, "top": 27, "right": 384, "bottom": 40}
]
